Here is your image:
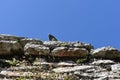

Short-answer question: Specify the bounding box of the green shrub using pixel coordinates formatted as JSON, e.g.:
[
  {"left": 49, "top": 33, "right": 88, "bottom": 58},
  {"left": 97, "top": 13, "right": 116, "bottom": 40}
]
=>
[
  {"left": 64, "top": 75, "right": 75, "bottom": 80},
  {"left": 61, "top": 43, "right": 69, "bottom": 47},
  {"left": 6, "top": 58, "right": 20, "bottom": 66},
  {"left": 76, "top": 58, "right": 87, "bottom": 64}
]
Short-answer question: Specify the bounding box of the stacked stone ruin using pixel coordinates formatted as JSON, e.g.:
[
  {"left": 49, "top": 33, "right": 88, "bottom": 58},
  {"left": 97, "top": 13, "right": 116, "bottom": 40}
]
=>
[
  {"left": 0, "top": 34, "right": 120, "bottom": 59},
  {"left": 0, "top": 34, "right": 120, "bottom": 80}
]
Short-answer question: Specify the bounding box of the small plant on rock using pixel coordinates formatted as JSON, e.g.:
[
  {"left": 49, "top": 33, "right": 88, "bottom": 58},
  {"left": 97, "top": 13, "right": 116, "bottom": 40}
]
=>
[
  {"left": 61, "top": 43, "right": 69, "bottom": 47},
  {"left": 6, "top": 58, "right": 20, "bottom": 66},
  {"left": 76, "top": 58, "right": 87, "bottom": 64},
  {"left": 64, "top": 75, "right": 75, "bottom": 80}
]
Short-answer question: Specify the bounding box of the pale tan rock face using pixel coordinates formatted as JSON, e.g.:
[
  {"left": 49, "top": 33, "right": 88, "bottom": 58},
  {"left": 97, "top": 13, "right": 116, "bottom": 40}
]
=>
[
  {"left": 0, "top": 40, "right": 22, "bottom": 55},
  {"left": 52, "top": 47, "right": 88, "bottom": 58},
  {"left": 24, "top": 43, "right": 50, "bottom": 56},
  {"left": 92, "top": 46, "right": 120, "bottom": 59}
]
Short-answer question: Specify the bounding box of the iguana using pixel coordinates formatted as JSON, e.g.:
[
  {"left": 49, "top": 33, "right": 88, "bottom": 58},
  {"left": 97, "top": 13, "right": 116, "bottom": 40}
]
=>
[{"left": 48, "top": 34, "right": 58, "bottom": 41}]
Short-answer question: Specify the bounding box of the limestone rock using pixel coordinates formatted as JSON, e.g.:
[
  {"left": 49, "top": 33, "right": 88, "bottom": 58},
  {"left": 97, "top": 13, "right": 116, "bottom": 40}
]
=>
[
  {"left": 0, "top": 34, "right": 43, "bottom": 46},
  {"left": 43, "top": 41, "right": 63, "bottom": 48},
  {"left": 73, "top": 42, "right": 94, "bottom": 52},
  {"left": 92, "top": 60, "right": 115, "bottom": 71},
  {"left": 0, "top": 40, "right": 23, "bottom": 55},
  {"left": 92, "top": 46, "right": 120, "bottom": 59},
  {"left": 40, "top": 62, "right": 57, "bottom": 70},
  {"left": 20, "top": 38, "right": 43, "bottom": 47},
  {"left": 33, "top": 61, "right": 77, "bottom": 68},
  {"left": 52, "top": 47, "right": 88, "bottom": 58},
  {"left": 92, "top": 60, "right": 115, "bottom": 65},
  {"left": 111, "top": 64, "right": 120, "bottom": 72},
  {"left": 44, "top": 41, "right": 93, "bottom": 53},
  {"left": 6, "top": 66, "right": 42, "bottom": 71},
  {"left": 53, "top": 65, "right": 93, "bottom": 73},
  {"left": 24, "top": 43, "right": 50, "bottom": 56},
  {"left": 0, "top": 34, "right": 24, "bottom": 41},
  {"left": 57, "top": 62, "right": 77, "bottom": 67},
  {"left": 2, "top": 34, "right": 120, "bottom": 80},
  {"left": 0, "top": 70, "right": 34, "bottom": 77}
]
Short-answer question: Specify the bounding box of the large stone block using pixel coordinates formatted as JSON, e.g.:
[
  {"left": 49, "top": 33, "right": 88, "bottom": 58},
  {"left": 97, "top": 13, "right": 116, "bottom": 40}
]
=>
[
  {"left": 0, "top": 34, "right": 23, "bottom": 41},
  {"left": 44, "top": 41, "right": 93, "bottom": 52},
  {"left": 92, "top": 46, "right": 120, "bottom": 59},
  {"left": 0, "top": 40, "right": 23, "bottom": 55},
  {"left": 24, "top": 43, "right": 50, "bottom": 56},
  {"left": 52, "top": 47, "right": 88, "bottom": 58},
  {"left": 20, "top": 38, "right": 43, "bottom": 47}
]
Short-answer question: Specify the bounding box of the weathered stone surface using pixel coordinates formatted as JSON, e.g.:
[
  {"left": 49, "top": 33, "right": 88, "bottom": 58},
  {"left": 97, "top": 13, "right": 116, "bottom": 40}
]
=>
[
  {"left": 20, "top": 38, "right": 43, "bottom": 47},
  {"left": 111, "top": 64, "right": 120, "bottom": 72},
  {"left": 25, "top": 41, "right": 92, "bottom": 58},
  {"left": 0, "top": 70, "right": 33, "bottom": 77},
  {"left": 74, "top": 66, "right": 117, "bottom": 80},
  {"left": 91, "top": 60, "right": 115, "bottom": 71},
  {"left": 0, "top": 40, "right": 23, "bottom": 55},
  {"left": 1, "top": 34, "right": 120, "bottom": 80},
  {"left": 44, "top": 41, "right": 93, "bottom": 51},
  {"left": 0, "top": 34, "right": 24, "bottom": 41},
  {"left": 6, "top": 66, "right": 42, "bottom": 71},
  {"left": 57, "top": 62, "right": 77, "bottom": 67},
  {"left": 43, "top": 41, "right": 63, "bottom": 48},
  {"left": 53, "top": 65, "right": 93, "bottom": 73},
  {"left": 24, "top": 43, "right": 50, "bottom": 56},
  {"left": 33, "top": 61, "right": 77, "bottom": 69},
  {"left": 0, "top": 70, "right": 71, "bottom": 80},
  {"left": 92, "top": 46, "right": 120, "bottom": 59},
  {"left": 72, "top": 42, "right": 94, "bottom": 52},
  {"left": 92, "top": 60, "right": 115, "bottom": 65},
  {"left": 52, "top": 47, "right": 88, "bottom": 57}
]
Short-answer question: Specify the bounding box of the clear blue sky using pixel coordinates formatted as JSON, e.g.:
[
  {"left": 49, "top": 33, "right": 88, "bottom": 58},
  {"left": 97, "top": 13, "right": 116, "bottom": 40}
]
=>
[{"left": 0, "top": 0, "right": 120, "bottom": 49}]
